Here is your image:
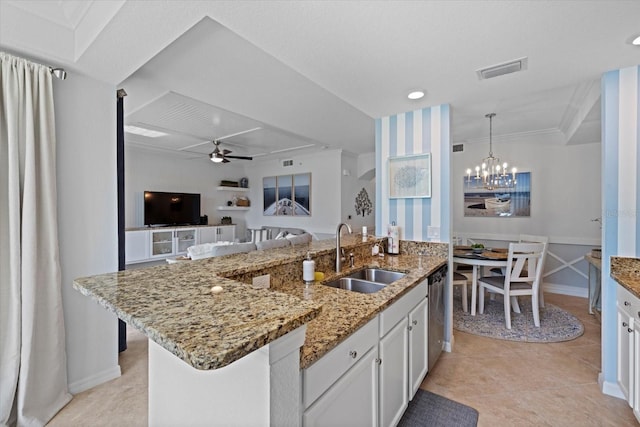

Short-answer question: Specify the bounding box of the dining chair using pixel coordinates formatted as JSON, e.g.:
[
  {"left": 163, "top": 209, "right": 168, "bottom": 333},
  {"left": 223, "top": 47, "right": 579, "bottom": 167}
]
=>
[
  {"left": 452, "top": 272, "right": 469, "bottom": 312},
  {"left": 478, "top": 242, "right": 545, "bottom": 329},
  {"left": 518, "top": 234, "right": 549, "bottom": 308}
]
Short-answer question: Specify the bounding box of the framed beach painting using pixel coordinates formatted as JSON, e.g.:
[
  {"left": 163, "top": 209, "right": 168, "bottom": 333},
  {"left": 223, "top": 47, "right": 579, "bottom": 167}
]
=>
[
  {"left": 388, "top": 153, "right": 431, "bottom": 198},
  {"left": 463, "top": 171, "right": 531, "bottom": 217}
]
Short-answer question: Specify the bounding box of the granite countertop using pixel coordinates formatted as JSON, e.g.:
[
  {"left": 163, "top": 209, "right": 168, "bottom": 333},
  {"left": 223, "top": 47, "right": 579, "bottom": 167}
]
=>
[
  {"left": 611, "top": 256, "right": 640, "bottom": 299},
  {"left": 74, "top": 235, "right": 447, "bottom": 370}
]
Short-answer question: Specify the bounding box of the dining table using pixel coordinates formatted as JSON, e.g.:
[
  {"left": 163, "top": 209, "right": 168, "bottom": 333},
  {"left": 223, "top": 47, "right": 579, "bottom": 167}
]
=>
[{"left": 452, "top": 247, "right": 510, "bottom": 316}]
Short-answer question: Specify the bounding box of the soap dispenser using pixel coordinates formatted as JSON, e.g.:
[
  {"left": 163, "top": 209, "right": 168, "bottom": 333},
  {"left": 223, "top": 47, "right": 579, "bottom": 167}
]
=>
[{"left": 303, "top": 252, "right": 315, "bottom": 285}]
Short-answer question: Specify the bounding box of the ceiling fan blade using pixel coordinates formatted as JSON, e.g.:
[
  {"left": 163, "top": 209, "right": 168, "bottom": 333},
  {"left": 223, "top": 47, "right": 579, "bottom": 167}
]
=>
[
  {"left": 222, "top": 149, "right": 232, "bottom": 155},
  {"left": 224, "top": 155, "right": 253, "bottom": 160},
  {"left": 222, "top": 158, "right": 231, "bottom": 163}
]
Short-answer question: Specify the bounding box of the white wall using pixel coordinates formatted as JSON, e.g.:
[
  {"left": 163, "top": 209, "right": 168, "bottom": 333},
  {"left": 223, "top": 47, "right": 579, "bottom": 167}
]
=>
[
  {"left": 54, "top": 71, "right": 120, "bottom": 392},
  {"left": 125, "top": 147, "right": 247, "bottom": 231},
  {"left": 341, "top": 152, "right": 376, "bottom": 232},
  {"left": 452, "top": 137, "right": 601, "bottom": 243},
  {"left": 243, "top": 149, "right": 343, "bottom": 237}
]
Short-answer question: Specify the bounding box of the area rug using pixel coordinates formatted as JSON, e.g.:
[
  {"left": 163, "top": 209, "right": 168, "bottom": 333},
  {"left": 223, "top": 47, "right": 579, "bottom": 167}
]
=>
[
  {"left": 453, "top": 292, "right": 584, "bottom": 342},
  {"left": 398, "top": 389, "right": 478, "bottom": 427}
]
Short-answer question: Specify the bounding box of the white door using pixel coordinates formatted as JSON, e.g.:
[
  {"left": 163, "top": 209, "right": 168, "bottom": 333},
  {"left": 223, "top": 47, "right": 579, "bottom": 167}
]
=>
[
  {"left": 198, "top": 227, "right": 218, "bottom": 244},
  {"left": 125, "top": 230, "right": 149, "bottom": 263},
  {"left": 617, "top": 304, "right": 634, "bottom": 405},
  {"left": 303, "top": 347, "right": 378, "bottom": 427},
  {"left": 378, "top": 318, "right": 408, "bottom": 427},
  {"left": 408, "top": 298, "right": 428, "bottom": 399},
  {"left": 217, "top": 225, "right": 235, "bottom": 242}
]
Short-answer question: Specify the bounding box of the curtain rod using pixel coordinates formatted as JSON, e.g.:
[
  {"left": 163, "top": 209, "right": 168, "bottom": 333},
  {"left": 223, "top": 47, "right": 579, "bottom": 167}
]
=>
[{"left": 1, "top": 51, "right": 68, "bottom": 80}]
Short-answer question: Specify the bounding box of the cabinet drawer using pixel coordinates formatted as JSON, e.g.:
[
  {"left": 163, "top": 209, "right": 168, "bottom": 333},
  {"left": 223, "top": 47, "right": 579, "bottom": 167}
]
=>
[
  {"left": 379, "top": 280, "right": 427, "bottom": 337},
  {"left": 303, "top": 317, "right": 378, "bottom": 408},
  {"left": 618, "top": 285, "right": 640, "bottom": 319}
]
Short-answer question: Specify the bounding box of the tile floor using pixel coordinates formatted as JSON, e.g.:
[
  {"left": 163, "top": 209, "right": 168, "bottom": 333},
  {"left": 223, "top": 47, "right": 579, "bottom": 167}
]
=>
[
  {"left": 48, "top": 294, "right": 636, "bottom": 426},
  {"left": 421, "top": 293, "right": 637, "bottom": 426}
]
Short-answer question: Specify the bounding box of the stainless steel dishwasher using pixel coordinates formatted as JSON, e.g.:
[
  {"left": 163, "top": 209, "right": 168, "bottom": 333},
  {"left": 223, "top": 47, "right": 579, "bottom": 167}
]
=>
[{"left": 428, "top": 264, "right": 446, "bottom": 371}]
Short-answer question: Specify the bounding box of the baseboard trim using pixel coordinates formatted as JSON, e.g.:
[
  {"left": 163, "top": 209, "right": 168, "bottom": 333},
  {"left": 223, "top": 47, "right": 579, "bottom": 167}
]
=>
[
  {"left": 69, "top": 365, "right": 121, "bottom": 394},
  {"left": 599, "top": 372, "right": 625, "bottom": 400},
  {"left": 542, "top": 282, "right": 588, "bottom": 298}
]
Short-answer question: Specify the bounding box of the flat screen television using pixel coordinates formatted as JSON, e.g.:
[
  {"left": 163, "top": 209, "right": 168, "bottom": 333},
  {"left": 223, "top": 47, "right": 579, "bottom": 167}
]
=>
[{"left": 144, "top": 191, "right": 201, "bottom": 226}]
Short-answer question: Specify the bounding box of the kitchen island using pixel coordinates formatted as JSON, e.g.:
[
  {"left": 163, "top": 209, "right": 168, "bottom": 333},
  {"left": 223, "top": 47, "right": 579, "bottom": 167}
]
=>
[{"left": 74, "top": 235, "right": 447, "bottom": 425}]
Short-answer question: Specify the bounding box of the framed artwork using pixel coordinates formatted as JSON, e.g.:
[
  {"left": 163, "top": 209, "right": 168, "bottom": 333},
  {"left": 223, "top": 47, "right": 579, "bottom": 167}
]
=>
[
  {"left": 263, "top": 173, "right": 311, "bottom": 216},
  {"left": 463, "top": 171, "right": 531, "bottom": 217},
  {"left": 388, "top": 153, "right": 431, "bottom": 198}
]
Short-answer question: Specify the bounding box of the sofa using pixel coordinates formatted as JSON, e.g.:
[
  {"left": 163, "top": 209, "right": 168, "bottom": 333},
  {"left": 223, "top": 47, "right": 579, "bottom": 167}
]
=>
[{"left": 182, "top": 229, "right": 313, "bottom": 261}]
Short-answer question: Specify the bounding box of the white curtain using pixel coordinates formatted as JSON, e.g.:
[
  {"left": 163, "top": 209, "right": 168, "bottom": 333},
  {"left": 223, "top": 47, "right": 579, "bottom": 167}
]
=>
[{"left": 0, "top": 53, "right": 71, "bottom": 426}]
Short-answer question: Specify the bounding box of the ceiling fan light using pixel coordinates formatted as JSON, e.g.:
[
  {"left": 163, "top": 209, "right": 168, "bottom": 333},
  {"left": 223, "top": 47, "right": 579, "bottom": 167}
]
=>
[
  {"left": 209, "top": 152, "right": 224, "bottom": 163},
  {"left": 633, "top": 35, "right": 640, "bottom": 45}
]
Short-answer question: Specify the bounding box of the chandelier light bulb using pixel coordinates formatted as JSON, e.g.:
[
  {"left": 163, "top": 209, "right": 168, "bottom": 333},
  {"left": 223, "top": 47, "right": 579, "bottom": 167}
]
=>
[{"left": 465, "top": 113, "right": 517, "bottom": 191}]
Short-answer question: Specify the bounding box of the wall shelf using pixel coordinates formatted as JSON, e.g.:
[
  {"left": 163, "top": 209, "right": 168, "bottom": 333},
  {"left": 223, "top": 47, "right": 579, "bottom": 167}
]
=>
[
  {"left": 217, "top": 206, "right": 250, "bottom": 211},
  {"left": 216, "top": 186, "right": 249, "bottom": 192}
]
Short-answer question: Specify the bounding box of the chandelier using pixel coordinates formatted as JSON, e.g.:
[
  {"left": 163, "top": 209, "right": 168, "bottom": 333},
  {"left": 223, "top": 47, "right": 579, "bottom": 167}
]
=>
[{"left": 466, "top": 113, "right": 517, "bottom": 190}]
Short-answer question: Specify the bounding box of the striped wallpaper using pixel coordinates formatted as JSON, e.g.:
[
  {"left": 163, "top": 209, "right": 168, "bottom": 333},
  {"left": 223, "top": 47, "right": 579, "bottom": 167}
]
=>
[
  {"left": 601, "top": 65, "right": 640, "bottom": 395},
  {"left": 375, "top": 105, "right": 451, "bottom": 242}
]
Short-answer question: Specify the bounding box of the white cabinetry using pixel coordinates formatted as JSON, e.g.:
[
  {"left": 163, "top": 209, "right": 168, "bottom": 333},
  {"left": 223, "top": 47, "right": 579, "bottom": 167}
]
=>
[
  {"left": 378, "top": 280, "right": 428, "bottom": 427},
  {"left": 616, "top": 284, "right": 640, "bottom": 422},
  {"left": 149, "top": 228, "right": 197, "bottom": 259},
  {"left": 217, "top": 225, "right": 235, "bottom": 242},
  {"left": 125, "top": 225, "right": 236, "bottom": 264},
  {"left": 408, "top": 298, "right": 429, "bottom": 397},
  {"left": 197, "top": 225, "right": 235, "bottom": 244},
  {"left": 302, "top": 318, "right": 378, "bottom": 426},
  {"left": 125, "top": 230, "right": 150, "bottom": 263},
  {"left": 378, "top": 316, "right": 408, "bottom": 427},
  {"left": 302, "top": 277, "right": 430, "bottom": 427},
  {"left": 303, "top": 347, "right": 378, "bottom": 427}
]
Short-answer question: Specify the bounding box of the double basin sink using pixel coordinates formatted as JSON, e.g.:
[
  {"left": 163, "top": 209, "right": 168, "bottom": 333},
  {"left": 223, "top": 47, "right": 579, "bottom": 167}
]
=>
[{"left": 322, "top": 268, "right": 406, "bottom": 294}]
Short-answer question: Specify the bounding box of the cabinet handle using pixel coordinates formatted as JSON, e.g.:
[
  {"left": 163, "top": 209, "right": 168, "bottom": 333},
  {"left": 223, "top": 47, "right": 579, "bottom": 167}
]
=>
[
  {"left": 375, "top": 358, "right": 382, "bottom": 365},
  {"left": 408, "top": 326, "right": 413, "bottom": 331},
  {"left": 625, "top": 301, "right": 631, "bottom": 306},
  {"left": 623, "top": 322, "right": 629, "bottom": 327},
  {"left": 412, "top": 320, "right": 418, "bottom": 326},
  {"left": 629, "top": 328, "right": 634, "bottom": 333},
  {"left": 349, "top": 350, "right": 357, "bottom": 359}
]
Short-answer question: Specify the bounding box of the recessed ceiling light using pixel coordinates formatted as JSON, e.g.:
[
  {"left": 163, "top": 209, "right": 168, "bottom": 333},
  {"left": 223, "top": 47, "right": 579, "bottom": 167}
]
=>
[
  {"left": 408, "top": 90, "right": 425, "bottom": 100},
  {"left": 633, "top": 35, "right": 640, "bottom": 45},
  {"left": 124, "top": 125, "right": 168, "bottom": 138}
]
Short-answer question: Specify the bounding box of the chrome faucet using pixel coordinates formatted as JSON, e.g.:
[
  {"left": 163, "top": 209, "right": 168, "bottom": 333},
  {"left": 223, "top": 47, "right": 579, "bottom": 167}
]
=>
[{"left": 336, "top": 223, "right": 352, "bottom": 272}]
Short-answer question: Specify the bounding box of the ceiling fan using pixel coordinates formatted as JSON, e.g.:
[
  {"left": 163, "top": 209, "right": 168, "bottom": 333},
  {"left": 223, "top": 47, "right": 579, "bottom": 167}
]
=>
[
  {"left": 209, "top": 140, "right": 253, "bottom": 163},
  {"left": 179, "top": 127, "right": 261, "bottom": 163}
]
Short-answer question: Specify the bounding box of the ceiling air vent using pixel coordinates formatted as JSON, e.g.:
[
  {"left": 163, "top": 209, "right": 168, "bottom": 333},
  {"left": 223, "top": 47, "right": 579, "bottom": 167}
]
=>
[
  {"left": 476, "top": 57, "right": 528, "bottom": 80},
  {"left": 282, "top": 159, "right": 293, "bottom": 167},
  {"left": 452, "top": 144, "right": 464, "bottom": 153}
]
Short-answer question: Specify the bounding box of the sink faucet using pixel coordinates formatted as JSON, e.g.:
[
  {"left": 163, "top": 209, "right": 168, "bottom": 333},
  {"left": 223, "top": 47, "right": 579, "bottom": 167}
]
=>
[{"left": 336, "top": 223, "right": 352, "bottom": 272}]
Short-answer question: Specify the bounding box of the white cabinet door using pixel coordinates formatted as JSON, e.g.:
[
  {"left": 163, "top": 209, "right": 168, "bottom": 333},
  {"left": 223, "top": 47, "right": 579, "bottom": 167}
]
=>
[
  {"left": 125, "top": 230, "right": 149, "bottom": 264},
  {"left": 634, "top": 326, "right": 640, "bottom": 419},
  {"left": 149, "top": 229, "right": 175, "bottom": 258},
  {"left": 408, "top": 298, "right": 428, "bottom": 399},
  {"left": 617, "top": 303, "right": 634, "bottom": 405},
  {"left": 197, "top": 227, "right": 218, "bottom": 244},
  {"left": 303, "top": 347, "right": 378, "bottom": 427},
  {"left": 378, "top": 318, "right": 408, "bottom": 427},
  {"left": 175, "top": 228, "right": 197, "bottom": 255},
  {"left": 217, "top": 225, "right": 235, "bottom": 242}
]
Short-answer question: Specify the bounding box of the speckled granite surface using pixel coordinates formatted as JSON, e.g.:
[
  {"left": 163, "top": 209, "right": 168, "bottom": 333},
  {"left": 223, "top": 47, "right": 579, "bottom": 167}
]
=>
[
  {"left": 611, "top": 256, "right": 640, "bottom": 299},
  {"left": 74, "top": 234, "right": 447, "bottom": 370}
]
